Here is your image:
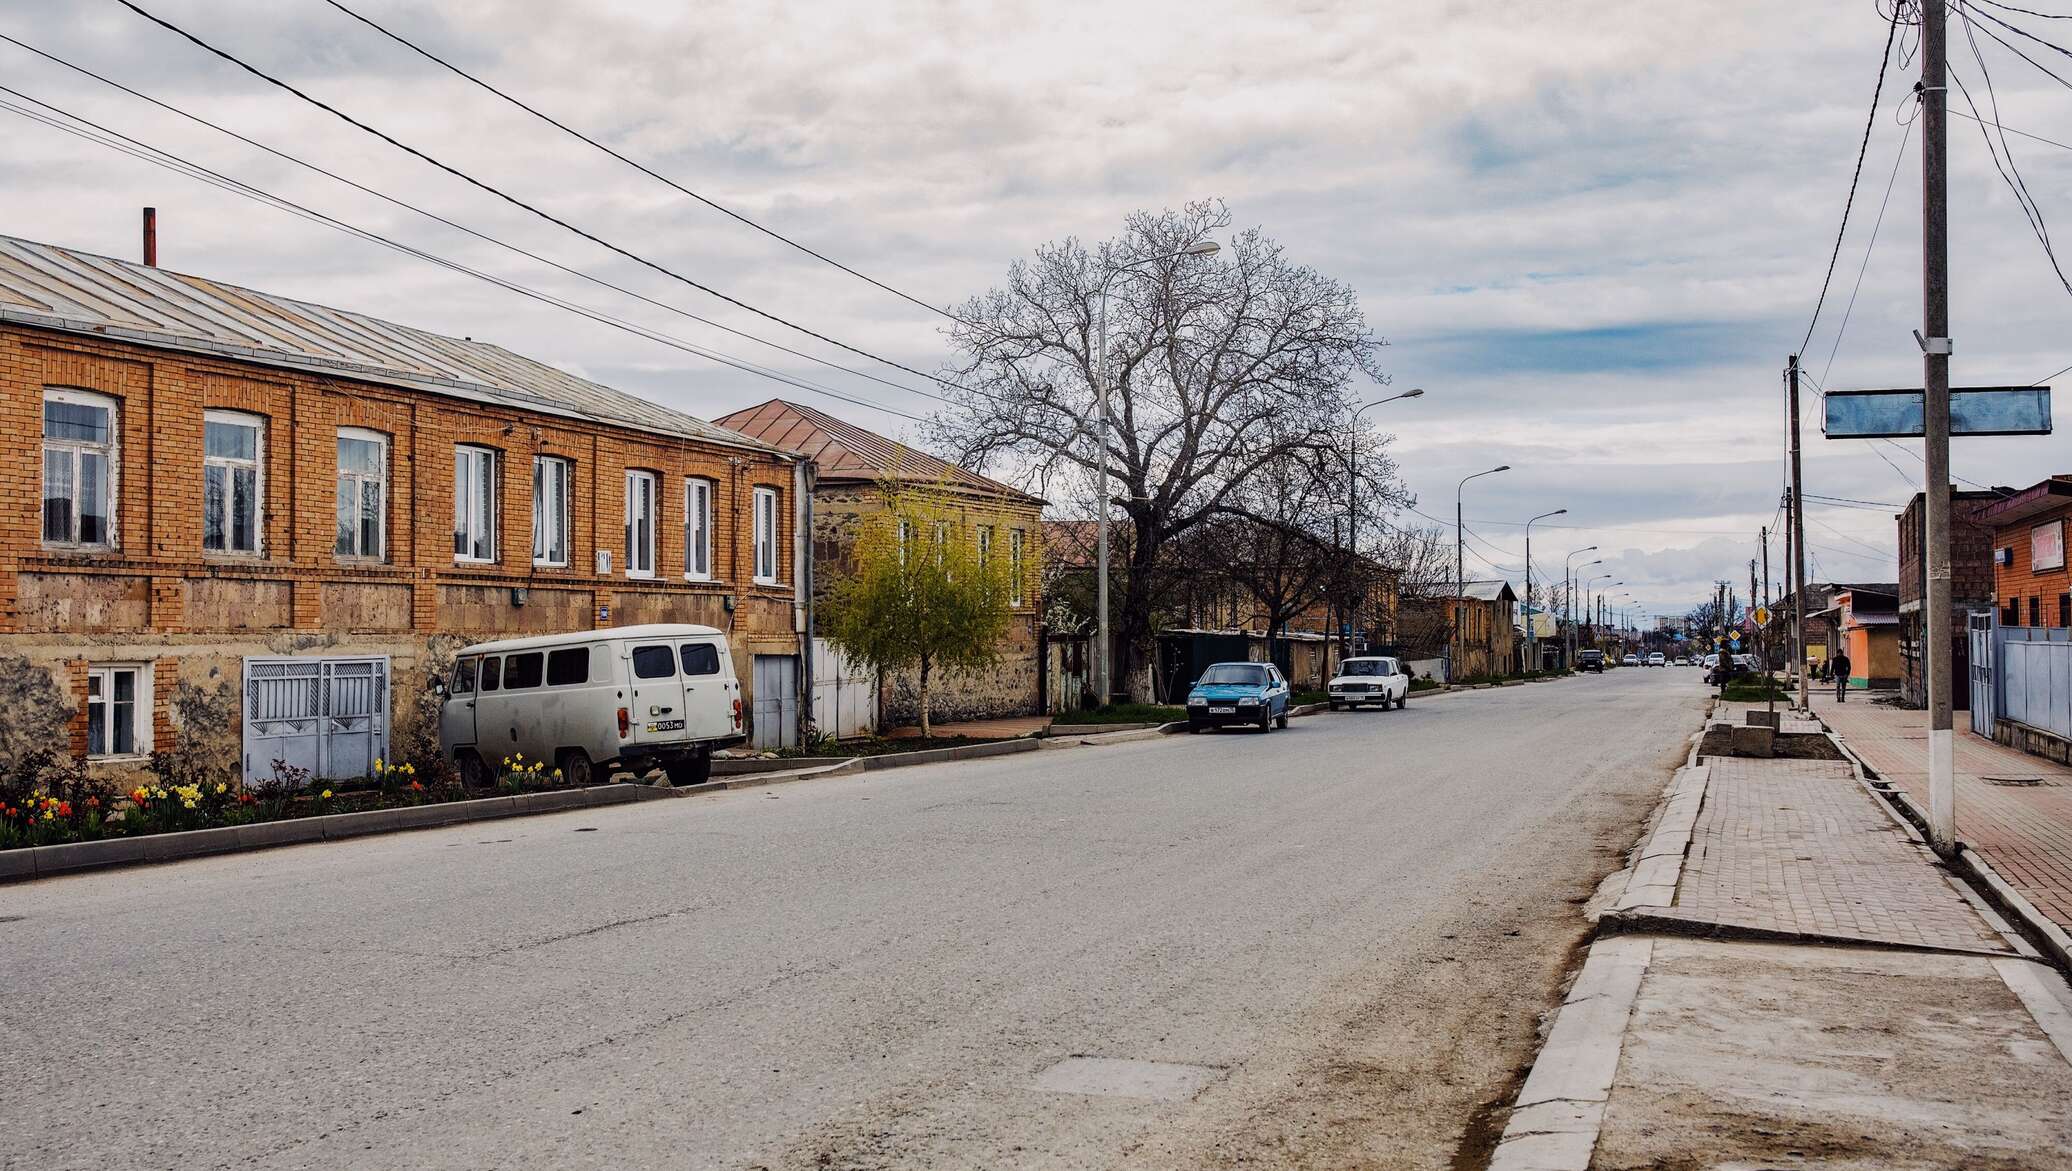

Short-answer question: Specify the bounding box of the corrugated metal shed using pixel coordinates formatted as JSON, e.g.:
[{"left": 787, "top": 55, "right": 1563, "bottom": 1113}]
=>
[
  {"left": 0, "top": 234, "right": 788, "bottom": 456},
  {"left": 714, "top": 398, "right": 1040, "bottom": 502}
]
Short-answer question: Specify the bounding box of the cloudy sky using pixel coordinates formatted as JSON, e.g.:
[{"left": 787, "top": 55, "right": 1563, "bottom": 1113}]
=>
[{"left": 5, "top": 0, "right": 2070, "bottom": 622}]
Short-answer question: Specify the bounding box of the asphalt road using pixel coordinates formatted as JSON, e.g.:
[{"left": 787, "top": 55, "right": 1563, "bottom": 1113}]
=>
[{"left": 1, "top": 666, "right": 1707, "bottom": 1170}]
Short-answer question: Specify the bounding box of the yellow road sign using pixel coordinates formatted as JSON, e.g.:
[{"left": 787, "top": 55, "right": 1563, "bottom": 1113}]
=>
[{"left": 1754, "top": 606, "right": 1770, "bottom": 625}]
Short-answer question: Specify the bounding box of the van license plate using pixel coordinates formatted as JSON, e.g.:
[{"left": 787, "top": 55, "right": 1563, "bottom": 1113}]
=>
[
  {"left": 1208, "top": 706, "right": 1236, "bottom": 714},
  {"left": 646, "top": 719, "right": 685, "bottom": 733}
]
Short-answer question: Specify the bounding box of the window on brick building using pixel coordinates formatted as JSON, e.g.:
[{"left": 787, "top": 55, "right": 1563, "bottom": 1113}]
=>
[
  {"left": 2004, "top": 598, "right": 2020, "bottom": 627},
  {"left": 203, "top": 410, "right": 263, "bottom": 555},
  {"left": 85, "top": 664, "right": 149, "bottom": 759},
  {"left": 454, "top": 445, "right": 499, "bottom": 563},
  {"left": 2061, "top": 593, "right": 2070, "bottom": 628},
  {"left": 753, "top": 486, "right": 780, "bottom": 584},
  {"left": 1010, "top": 528, "right": 1025, "bottom": 607},
  {"left": 532, "top": 456, "right": 570, "bottom": 567},
  {"left": 977, "top": 524, "right": 993, "bottom": 570},
  {"left": 624, "top": 469, "right": 657, "bottom": 578},
  {"left": 2031, "top": 596, "right": 2043, "bottom": 627},
  {"left": 336, "top": 429, "right": 388, "bottom": 560},
  {"left": 42, "top": 388, "right": 116, "bottom": 549},
  {"left": 684, "top": 478, "right": 715, "bottom": 581}
]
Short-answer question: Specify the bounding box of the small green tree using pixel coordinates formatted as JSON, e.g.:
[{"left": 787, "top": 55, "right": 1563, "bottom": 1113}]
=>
[{"left": 822, "top": 482, "right": 1013, "bottom": 738}]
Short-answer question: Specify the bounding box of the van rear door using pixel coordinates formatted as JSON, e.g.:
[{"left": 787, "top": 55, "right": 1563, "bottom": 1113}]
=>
[
  {"left": 678, "top": 638, "right": 735, "bottom": 740},
  {"left": 627, "top": 641, "right": 688, "bottom": 743}
]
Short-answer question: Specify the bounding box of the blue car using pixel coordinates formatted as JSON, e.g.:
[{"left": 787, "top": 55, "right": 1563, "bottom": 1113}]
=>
[{"left": 1185, "top": 661, "right": 1292, "bottom": 733}]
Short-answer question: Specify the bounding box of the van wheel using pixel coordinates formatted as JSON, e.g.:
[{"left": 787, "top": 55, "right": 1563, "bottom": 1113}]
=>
[
  {"left": 664, "top": 755, "right": 712, "bottom": 786},
  {"left": 557, "top": 749, "right": 594, "bottom": 788},
  {"left": 456, "top": 751, "right": 489, "bottom": 790}
]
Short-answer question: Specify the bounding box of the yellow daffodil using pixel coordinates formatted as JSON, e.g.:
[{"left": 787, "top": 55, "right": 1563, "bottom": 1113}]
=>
[
  {"left": 374, "top": 758, "right": 384, "bottom": 771},
  {"left": 552, "top": 769, "right": 563, "bottom": 779},
  {"left": 320, "top": 789, "right": 332, "bottom": 799}
]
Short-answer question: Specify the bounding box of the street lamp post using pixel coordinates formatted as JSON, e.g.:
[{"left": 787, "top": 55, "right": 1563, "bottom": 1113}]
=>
[
  {"left": 1093, "top": 238, "right": 1220, "bottom": 706},
  {"left": 1524, "top": 508, "right": 1566, "bottom": 672},
  {"left": 1565, "top": 548, "right": 1599, "bottom": 667},
  {"left": 1586, "top": 574, "right": 1619, "bottom": 654},
  {"left": 1341, "top": 388, "right": 1424, "bottom": 659},
  {"left": 1453, "top": 465, "right": 1510, "bottom": 681}
]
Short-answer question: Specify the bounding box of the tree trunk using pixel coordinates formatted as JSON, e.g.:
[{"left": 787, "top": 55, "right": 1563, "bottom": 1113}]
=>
[{"left": 918, "top": 653, "right": 932, "bottom": 739}]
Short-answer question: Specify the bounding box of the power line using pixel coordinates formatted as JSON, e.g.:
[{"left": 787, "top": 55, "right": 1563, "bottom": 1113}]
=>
[
  {"left": 1951, "top": 8, "right": 2072, "bottom": 294},
  {"left": 314, "top": 0, "right": 963, "bottom": 325},
  {"left": 0, "top": 32, "right": 957, "bottom": 409},
  {"left": 1947, "top": 103, "right": 2072, "bottom": 151},
  {"left": 0, "top": 88, "right": 931, "bottom": 424},
  {"left": 111, "top": 0, "right": 961, "bottom": 392},
  {"left": 1799, "top": 5, "right": 1905, "bottom": 356},
  {"left": 1820, "top": 114, "right": 1916, "bottom": 387}
]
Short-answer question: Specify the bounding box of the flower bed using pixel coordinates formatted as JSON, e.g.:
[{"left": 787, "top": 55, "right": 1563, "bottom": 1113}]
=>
[{"left": 0, "top": 748, "right": 595, "bottom": 853}]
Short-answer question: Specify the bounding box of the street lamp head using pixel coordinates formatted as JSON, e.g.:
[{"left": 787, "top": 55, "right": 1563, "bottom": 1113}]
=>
[
  {"left": 1182, "top": 240, "right": 1221, "bottom": 256},
  {"left": 1552, "top": 508, "right": 1567, "bottom": 516},
  {"left": 1492, "top": 464, "right": 1512, "bottom": 473},
  {"left": 1401, "top": 388, "right": 1425, "bottom": 398}
]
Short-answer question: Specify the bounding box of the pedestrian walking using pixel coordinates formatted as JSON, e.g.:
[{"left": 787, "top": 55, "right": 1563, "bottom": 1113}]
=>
[{"left": 1829, "top": 649, "right": 1852, "bottom": 703}]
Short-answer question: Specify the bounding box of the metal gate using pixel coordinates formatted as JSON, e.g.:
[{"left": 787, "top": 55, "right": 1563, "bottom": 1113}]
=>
[
  {"left": 1968, "top": 611, "right": 1995, "bottom": 736},
  {"left": 242, "top": 656, "right": 390, "bottom": 784},
  {"left": 811, "top": 639, "right": 875, "bottom": 740},
  {"left": 751, "top": 654, "right": 799, "bottom": 750}
]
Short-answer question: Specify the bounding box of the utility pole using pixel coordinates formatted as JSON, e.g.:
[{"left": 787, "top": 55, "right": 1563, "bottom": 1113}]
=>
[
  {"left": 1717, "top": 580, "right": 1730, "bottom": 697},
  {"left": 1922, "top": 0, "right": 1957, "bottom": 856},
  {"left": 1763, "top": 527, "right": 1776, "bottom": 721},
  {"left": 1789, "top": 355, "right": 1810, "bottom": 712}
]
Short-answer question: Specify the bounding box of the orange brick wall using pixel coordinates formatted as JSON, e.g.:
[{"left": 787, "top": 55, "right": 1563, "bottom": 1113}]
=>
[
  {"left": 1993, "top": 505, "right": 2072, "bottom": 628},
  {"left": 0, "top": 322, "right": 803, "bottom": 766}
]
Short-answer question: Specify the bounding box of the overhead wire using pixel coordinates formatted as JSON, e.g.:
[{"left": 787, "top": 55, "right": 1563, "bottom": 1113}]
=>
[
  {"left": 1951, "top": 6, "right": 2072, "bottom": 294},
  {"left": 0, "top": 32, "right": 959, "bottom": 409},
  {"left": 110, "top": 0, "right": 964, "bottom": 393},
  {"left": 1798, "top": 3, "right": 1906, "bottom": 356},
  {"left": 313, "top": 0, "right": 965, "bottom": 326},
  {"left": 0, "top": 87, "right": 932, "bottom": 424}
]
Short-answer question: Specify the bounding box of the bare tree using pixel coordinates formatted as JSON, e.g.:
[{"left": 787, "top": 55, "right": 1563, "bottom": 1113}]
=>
[{"left": 927, "top": 200, "right": 1400, "bottom": 697}]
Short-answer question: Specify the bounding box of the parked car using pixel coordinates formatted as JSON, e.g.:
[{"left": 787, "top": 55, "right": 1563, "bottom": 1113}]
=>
[
  {"left": 440, "top": 624, "right": 745, "bottom": 787},
  {"left": 1577, "top": 649, "right": 1606, "bottom": 673},
  {"left": 1647, "top": 652, "right": 1666, "bottom": 667},
  {"left": 1622, "top": 653, "right": 1640, "bottom": 666},
  {"left": 1674, "top": 656, "right": 1691, "bottom": 666},
  {"left": 1326, "top": 656, "right": 1409, "bottom": 711},
  {"left": 1185, "top": 661, "right": 1292, "bottom": 732}
]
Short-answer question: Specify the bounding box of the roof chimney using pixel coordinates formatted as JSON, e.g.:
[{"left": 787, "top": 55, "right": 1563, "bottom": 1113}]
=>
[{"left": 142, "top": 207, "right": 157, "bottom": 267}]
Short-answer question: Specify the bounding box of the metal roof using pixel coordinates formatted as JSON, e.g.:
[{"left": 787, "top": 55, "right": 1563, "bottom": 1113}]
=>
[
  {"left": 0, "top": 234, "right": 788, "bottom": 456},
  {"left": 714, "top": 398, "right": 1040, "bottom": 502}
]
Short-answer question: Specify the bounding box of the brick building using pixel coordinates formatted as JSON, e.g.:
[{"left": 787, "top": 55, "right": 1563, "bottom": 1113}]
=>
[
  {"left": 1980, "top": 476, "right": 2072, "bottom": 631},
  {"left": 0, "top": 235, "right": 807, "bottom": 779},
  {"left": 713, "top": 399, "right": 1044, "bottom": 728},
  {"left": 1896, "top": 488, "right": 1998, "bottom": 708},
  {"left": 1402, "top": 580, "right": 1516, "bottom": 680}
]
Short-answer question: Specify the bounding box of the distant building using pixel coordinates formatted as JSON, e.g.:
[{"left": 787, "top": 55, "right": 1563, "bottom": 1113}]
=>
[
  {"left": 1978, "top": 476, "right": 2072, "bottom": 631},
  {"left": 1816, "top": 585, "right": 1901, "bottom": 690},
  {"left": 1403, "top": 580, "right": 1516, "bottom": 681},
  {"left": 1897, "top": 488, "right": 1999, "bottom": 708}
]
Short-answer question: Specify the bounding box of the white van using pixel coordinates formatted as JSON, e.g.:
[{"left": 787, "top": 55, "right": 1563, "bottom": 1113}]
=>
[{"left": 439, "top": 624, "right": 745, "bottom": 787}]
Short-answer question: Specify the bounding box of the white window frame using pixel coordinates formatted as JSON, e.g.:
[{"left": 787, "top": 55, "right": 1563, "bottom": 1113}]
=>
[
  {"left": 336, "top": 427, "right": 389, "bottom": 562},
  {"left": 41, "top": 388, "right": 118, "bottom": 551},
  {"left": 684, "top": 477, "right": 715, "bottom": 581},
  {"left": 624, "top": 469, "right": 658, "bottom": 579},
  {"left": 753, "top": 486, "right": 780, "bottom": 585},
  {"left": 897, "top": 517, "right": 912, "bottom": 565},
  {"left": 1009, "top": 528, "right": 1025, "bottom": 606},
  {"left": 85, "top": 663, "right": 151, "bottom": 760},
  {"left": 532, "top": 455, "right": 571, "bottom": 568},
  {"left": 454, "top": 444, "right": 499, "bottom": 564},
  {"left": 977, "top": 524, "right": 993, "bottom": 570},
  {"left": 203, "top": 409, "right": 264, "bottom": 556}
]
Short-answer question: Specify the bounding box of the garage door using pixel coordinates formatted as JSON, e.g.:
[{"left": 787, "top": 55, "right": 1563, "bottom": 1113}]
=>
[{"left": 242, "top": 656, "right": 390, "bottom": 784}]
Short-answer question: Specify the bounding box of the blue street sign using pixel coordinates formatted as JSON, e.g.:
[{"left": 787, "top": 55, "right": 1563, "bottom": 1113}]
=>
[{"left": 1823, "top": 386, "right": 2052, "bottom": 438}]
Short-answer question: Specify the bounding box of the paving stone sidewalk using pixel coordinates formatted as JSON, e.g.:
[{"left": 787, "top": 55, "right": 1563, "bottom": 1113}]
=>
[{"left": 1814, "top": 693, "right": 2072, "bottom": 936}]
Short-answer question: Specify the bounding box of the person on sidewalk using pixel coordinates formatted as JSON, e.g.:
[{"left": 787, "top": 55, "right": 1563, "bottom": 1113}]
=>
[{"left": 1830, "top": 649, "right": 1852, "bottom": 702}]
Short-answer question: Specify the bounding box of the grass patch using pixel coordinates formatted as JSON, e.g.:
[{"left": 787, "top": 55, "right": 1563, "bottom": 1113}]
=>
[
  {"left": 1721, "top": 674, "right": 1791, "bottom": 702},
  {"left": 1062, "top": 703, "right": 1187, "bottom": 724},
  {"left": 1293, "top": 689, "right": 1331, "bottom": 707}
]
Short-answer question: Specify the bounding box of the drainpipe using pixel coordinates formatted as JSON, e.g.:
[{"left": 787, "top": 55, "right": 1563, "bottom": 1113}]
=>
[{"left": 794, "top": 458, "right": 814, "bottom": 745}]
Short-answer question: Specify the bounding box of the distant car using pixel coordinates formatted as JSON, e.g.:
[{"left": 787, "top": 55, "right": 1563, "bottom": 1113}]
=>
[
  {"left": 1674, "top": 656, "right": 1691, "bottom": 667},
  {"left": 1186, "top": 661, "right": 1291, "bottom": 732},
  {"left": 1622, "top": 653, "right": 1640, "bottom": 666},
  {"left": 1327, "top": 656, "right": 1409, "bottom": 711},
  {"left": 1647, "top": 652, "right": 1667, "bottom": 667},
  {"left": 1577, "top": 649, "right": 1606, "bottom": 673},
  {"left": 1702, "top": 653, "right": 1720, "bottom": 670}
]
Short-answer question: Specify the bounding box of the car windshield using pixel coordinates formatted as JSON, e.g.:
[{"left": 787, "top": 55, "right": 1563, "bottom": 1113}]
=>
[
  {"left": 1199, "top": 664, "right": 1268, "bottom": 686},
  {"left": 1338, "top": 660, "right": 1389, "bottom": 677}
]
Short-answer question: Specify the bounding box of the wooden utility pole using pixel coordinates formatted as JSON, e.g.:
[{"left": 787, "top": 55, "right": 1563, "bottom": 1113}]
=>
[
  {"left": 1789, "top": 356, "right": 1810, "bottom": 712},
  {"left": 1716, "top": 580, "right": 1730, "bottom": 697},
  {"left": 1922, "top": 0, "right": 1957, "bottom": 856},
  {"left": 1762, "top": 527, "right": 1776, "bottom": 720}
]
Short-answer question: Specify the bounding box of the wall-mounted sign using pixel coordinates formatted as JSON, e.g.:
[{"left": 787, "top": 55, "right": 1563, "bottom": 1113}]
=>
[{"left": 2033, "top": 520, "right": 2066, "bottom": 573}]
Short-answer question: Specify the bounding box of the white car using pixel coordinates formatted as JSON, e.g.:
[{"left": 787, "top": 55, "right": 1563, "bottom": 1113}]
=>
[
  {"left": 1622, "top": 653, "right": 1640, "bottom": 666},
  {"left": 1647, "top": 652, "right": 1666, "bottom": 667},
  {"left": 1327, "top": 656, "right": 1410, "bottom": 711}
]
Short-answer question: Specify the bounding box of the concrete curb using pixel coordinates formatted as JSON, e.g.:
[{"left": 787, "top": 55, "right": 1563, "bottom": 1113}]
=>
[
  {"left": 0, "top": 782, "right": 663, "bottom": 884},
  {"left": 710, "top": 756, "right": 849, "bottom": 776},
  {"left": 1487, "top": 935, "right": 1653, "bottom": 1171},
  {"left": 1598, "top": 905, "right": 2019, "bottom": 959},
  {"left": 1600, "top": 764, "right": 1710, "bottom": 915},
  {"left": 1045, "top": 721, "right": 1162, "bottom": 736}
]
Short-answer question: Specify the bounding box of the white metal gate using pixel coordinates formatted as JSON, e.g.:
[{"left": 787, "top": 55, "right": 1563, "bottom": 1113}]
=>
[
  {"left": 1969, "top": 611, "right": 1995, "bottom": 737},
  {"left": 751, "top": 654, "right": 799, "bottom": 751},
  {"left": 242, "top": 656, "right": 390, "bottom": 784},
  {"left": 811, "top": 638, "right": 875, "bottom": 740}
]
